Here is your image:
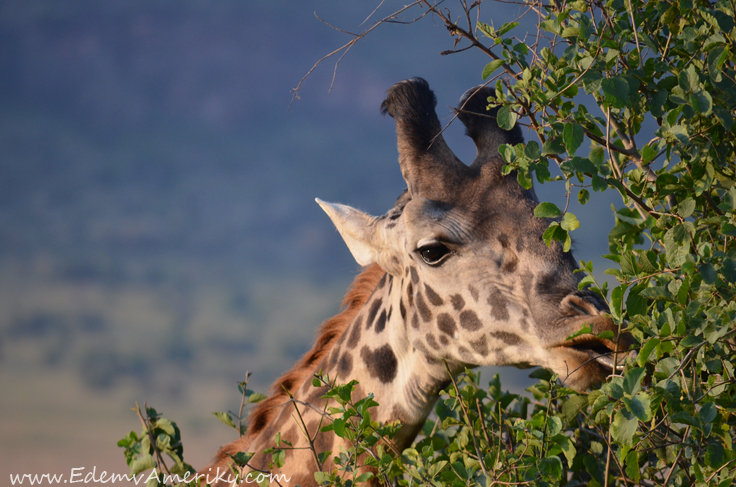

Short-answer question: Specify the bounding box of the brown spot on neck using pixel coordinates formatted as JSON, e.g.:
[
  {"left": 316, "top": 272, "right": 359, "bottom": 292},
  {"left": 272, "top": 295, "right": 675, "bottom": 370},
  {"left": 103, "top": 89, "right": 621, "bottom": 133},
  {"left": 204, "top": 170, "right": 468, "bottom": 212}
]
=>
[
  {"left": 470, "top": 335, "right": 488, "bottom": 356},
  {"left": 490, "top": 331, "right": 522, "bottom": 346},
  {"left": 487, "top": 286, "right": 510, "bottom": 321},
  {"left": 360, "top": 344, "right": 398, "bottom": 383},
  {"left": 416, "top": 291, "right": 432, "bottom": 322},
  {"left": 468, "top": 285, "right": 479, "bottom": 302},
  {"left": 366, "top": 298, "right": 383, "bottom": 330},
  {"left": 437, "top": 313, "right": 457, "bottom": 336},
  {"left": 459, "top": 309, "right": 482, "bottom": 331},
  {"left": 410, "top": 266, "right": 419, "bottom": 284},
  {"left": 450, "top": 294, "right": 465, "bottom": 310},
  {"left": 502, "top": 254, "right": 518, "bottom": 273},
  {"left": 424, "top": 284, "right": 443, "bottom": 306}
]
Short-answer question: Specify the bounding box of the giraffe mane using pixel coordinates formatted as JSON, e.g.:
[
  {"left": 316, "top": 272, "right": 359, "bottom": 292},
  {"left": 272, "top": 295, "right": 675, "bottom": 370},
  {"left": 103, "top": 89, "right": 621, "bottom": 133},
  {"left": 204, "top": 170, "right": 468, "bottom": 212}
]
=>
[{"left": 240, "top": 264, "right": 385, "bottom": 440}]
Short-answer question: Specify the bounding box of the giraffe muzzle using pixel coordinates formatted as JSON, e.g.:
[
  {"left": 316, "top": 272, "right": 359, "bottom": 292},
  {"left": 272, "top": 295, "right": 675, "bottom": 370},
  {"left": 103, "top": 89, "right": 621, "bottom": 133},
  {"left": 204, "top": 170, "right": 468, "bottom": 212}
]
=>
[{"left": 566, "top": 329, "right": 636, "bottom": 373}]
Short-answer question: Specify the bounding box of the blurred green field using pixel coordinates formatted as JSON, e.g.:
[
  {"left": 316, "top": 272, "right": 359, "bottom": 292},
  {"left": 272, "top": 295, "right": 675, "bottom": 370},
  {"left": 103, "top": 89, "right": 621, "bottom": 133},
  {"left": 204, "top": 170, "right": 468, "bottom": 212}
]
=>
[{"left": 0, "top": 253, "right": 349, "bottom": 476}]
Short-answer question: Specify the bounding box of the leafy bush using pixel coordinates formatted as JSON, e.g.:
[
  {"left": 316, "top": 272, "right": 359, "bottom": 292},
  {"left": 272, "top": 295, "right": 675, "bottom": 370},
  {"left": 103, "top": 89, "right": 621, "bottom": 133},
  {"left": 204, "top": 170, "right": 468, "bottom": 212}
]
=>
[{"left": 120, "top": 0, "right": 736, "bottom": 485}]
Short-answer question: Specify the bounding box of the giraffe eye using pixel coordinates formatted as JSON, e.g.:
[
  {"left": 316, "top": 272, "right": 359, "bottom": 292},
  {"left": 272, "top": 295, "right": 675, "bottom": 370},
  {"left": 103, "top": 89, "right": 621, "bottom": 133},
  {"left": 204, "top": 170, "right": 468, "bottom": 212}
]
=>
[{"left": 418, "top": 243, "right": 451, "bottom": 266}]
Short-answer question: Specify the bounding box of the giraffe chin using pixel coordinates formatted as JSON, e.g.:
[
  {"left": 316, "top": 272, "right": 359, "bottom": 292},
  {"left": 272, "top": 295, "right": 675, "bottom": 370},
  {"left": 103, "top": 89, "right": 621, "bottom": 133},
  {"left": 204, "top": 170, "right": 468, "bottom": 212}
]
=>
[{"left": 553, "top": 342, "right": 636, "bottom": 391}]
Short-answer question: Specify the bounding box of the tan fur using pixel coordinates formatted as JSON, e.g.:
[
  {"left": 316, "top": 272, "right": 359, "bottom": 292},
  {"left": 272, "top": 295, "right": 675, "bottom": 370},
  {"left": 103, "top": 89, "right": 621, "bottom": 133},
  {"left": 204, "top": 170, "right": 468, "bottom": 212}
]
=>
[{"left": 204, "top": 264, "right": 385, "bottom": 470}]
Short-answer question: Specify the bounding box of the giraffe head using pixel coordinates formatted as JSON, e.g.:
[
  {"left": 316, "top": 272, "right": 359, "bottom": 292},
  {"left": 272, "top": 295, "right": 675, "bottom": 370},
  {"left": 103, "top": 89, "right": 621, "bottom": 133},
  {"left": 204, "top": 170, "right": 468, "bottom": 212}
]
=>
[{"left": 317, "top": 78, "right": 631, "bottom": 391}]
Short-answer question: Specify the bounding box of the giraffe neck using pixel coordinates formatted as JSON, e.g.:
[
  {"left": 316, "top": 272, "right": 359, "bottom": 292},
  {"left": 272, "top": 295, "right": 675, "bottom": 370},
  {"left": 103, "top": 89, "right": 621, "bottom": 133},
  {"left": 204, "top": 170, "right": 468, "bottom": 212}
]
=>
[
  {"left": 319, "top": 269, "right": 452, "bottom": 445},
  {"left": 202, "top": 266, "right": 452, "bottom": 485}
]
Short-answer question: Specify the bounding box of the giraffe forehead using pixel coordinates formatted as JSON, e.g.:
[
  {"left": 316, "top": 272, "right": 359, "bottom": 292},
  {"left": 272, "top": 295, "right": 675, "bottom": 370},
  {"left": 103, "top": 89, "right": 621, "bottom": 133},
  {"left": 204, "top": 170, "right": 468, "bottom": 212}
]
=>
[{"left": 399, "top": 184, "right": 543, "bottom": 255}]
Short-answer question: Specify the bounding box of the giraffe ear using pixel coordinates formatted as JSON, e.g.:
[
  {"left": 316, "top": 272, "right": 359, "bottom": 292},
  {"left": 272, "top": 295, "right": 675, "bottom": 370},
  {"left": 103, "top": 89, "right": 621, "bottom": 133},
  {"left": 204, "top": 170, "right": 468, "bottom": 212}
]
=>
[{"left": 316, "top": 198, "right": 378, "bottom": 266}]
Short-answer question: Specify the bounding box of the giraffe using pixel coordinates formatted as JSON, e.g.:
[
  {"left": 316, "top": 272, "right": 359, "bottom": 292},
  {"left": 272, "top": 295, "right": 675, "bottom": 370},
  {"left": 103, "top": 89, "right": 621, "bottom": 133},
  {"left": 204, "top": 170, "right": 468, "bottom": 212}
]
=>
[{"left": 200, "top": 78, "right": 632, "bottom": 486}]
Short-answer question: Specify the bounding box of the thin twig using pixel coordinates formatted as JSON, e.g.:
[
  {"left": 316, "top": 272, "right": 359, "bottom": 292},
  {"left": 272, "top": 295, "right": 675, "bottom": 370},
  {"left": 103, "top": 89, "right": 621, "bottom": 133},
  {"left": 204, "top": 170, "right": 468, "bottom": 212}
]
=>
[
  {"left": 290, "top": 1, "right": 424, "bottom": 106},
  {"left": 134, "top": 403, "right": 173, "bottom": 479}
]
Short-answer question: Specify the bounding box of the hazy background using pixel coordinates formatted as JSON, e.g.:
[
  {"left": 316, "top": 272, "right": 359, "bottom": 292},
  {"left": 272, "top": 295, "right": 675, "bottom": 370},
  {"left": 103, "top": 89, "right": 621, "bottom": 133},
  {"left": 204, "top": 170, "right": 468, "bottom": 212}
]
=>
[{"left": 0, "top": 1, "right": 621, "bottom": 480}]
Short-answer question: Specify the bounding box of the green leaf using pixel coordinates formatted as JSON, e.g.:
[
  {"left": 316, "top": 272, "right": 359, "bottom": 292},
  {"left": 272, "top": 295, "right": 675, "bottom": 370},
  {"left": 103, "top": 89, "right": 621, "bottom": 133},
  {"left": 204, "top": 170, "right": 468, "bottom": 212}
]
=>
[
  {"left": 700, "top": 263, "right": 717, "bottom": 284},
  {"left": 477, "top": 21, "right": 495, "bottom": 38},
  {"left": 690, "top": 90, "right": 713, "bottom": 115},
  {"left": 671, "top": 411, "right": 700, "bottom": 428},
  {"left": 130, "top": 454, "right": 156, "bottom": 476},
  {"left": 578, "top": 188, "right": 590, "bottom": 204},
  {"left": 563, "top": 122, "right": 585, "bottom": 155},
  {"left": 272, "top": 449, "right": 285, "bottom": 468},
  {"left": 589, "top": 146, "right": 605, "bottom": 167},
  {"left": 213, "top": 411, "right": 236, "bottom": 429},
  {"left": 542, "top": 137, "right": 565, "bottom": 155},
  {"left": 592, "top": 175, "right": 607, "bottom": 192},
  {"left": 623, "top": 392, "right": 652, "bottom": 421},
  {"left": 561, "top": 394, "right": 588, "bottom": 422},
  {"left": 679, "top": 64, "right": 699, "bottom": 92},
  {"left": 497, "top": 106, "right": 517, "bottom": 130},
  {"left": 611, "top": 409, "right": 638, "bottom": 446},
  {"left": 517, "top": 169, "right": 533, "bottom": 189},
  {"left": 714, "top": 105, "right": 735, "bottom": 130},
  {"left": 706, "top": 442, "right": 725, "bottom": 468},
  {"left": 611, "top": 285, "right": 626, "bottom": 319},
  {"left": 623, "top": 367, "right": 646, "bottom": 395},
  {"left": 558, "top": 436, "right": 577, "bottom": 464},
  {"left": 619, "top": 252, "right": 638, "bottom": 275},
  {"left": 626, "top": 283, "right": 648, "bottom": 317},
  {"left": 699, "top": 401, "right": 717, "bottom": 424},
  {"left": 638, "top": 338, "right": 660, "bottom": 366},
  {"left": 708, "top": 45, "right": 728, "bottom": 82},
  {"left": 560, "top": 212, "right": 580, "bottom": 231},
  {"left": 482, "top": 59, "right": 506, "bottom": 80},
  {"left": 625, "top": 451, "right": 640, "bottom": 484},
  {"left": 561, "top": 26, "right": 581, "bottom": 38},
  {"left": 497, "top": 21, "right": 519, "bottom": 36},
  {"left": 524, "top": 140, "right": 542, "bottom": 159},
  {"left": 638, "top": 251, "right": 659, "bottom": 274},
  {"left": 601, "top": 77, "right": 630, "bottom": 108},
  {"left": 529, "top": 367, "right": 554, "bottom": 380},
  {"left": 547, "top": 416, "right": 563, "bottom": 437},
  {"left": 641, "top": 144, "right": 658, "bottom": 163},
  {"left": 543, "top": 222, "right": 559, "bottom": 246},
  {"left": 332, "top": 418, "right": 346, "bottom": 437},
  {"left": 540, "top": 456, "right": 563, "bottom": 478},
  {"left": 499, "top": 143, "right": 514, "bottom": 163},
  {"left": 535, "top": 202, "right": 562, "bottom": 218},
  {"left": 314, "top": 471, "right": 332, "bottom": 484},
  {"left": 570, "top": 156, "right": 597, "bottom": 174},
  {"left": 677, "top": 198, "right": 696, "bottom": 218},
  {"left": 581, "top": 71, "right": 603, "bottom": 94},
  {"left": 355, "top": 472, "right": 375, "bottom": 483},
  {"left": 230, "top": 451, "right": 255, "bottom": 466},
  {"left": 664, "top": 226, "right": 691, "bottom": 267},
  {"left": 248, "top": 392, "right": 268, "bottom": 403},
  {"left": 154, "top": 418, "right": 175, "bottom": 436},
  {"left": 723, "top": 259, "right": 736, "bottom": 283}
]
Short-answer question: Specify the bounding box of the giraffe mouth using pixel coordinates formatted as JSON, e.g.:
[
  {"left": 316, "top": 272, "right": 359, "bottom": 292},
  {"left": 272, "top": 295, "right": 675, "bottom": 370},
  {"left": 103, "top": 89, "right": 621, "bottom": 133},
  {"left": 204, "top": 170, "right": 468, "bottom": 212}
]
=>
[{"left": 571, "top": 342, "right": 630, "bottom": 372}]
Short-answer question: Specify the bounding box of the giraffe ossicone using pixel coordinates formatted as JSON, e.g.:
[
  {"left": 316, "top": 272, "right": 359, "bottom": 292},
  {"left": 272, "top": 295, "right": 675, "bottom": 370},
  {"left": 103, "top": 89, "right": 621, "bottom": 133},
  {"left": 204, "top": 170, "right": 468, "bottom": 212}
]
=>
[{"left": 201, "top": 78, "right": 633, "bottom": 485}]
